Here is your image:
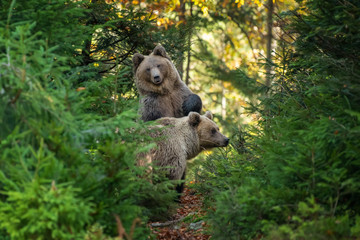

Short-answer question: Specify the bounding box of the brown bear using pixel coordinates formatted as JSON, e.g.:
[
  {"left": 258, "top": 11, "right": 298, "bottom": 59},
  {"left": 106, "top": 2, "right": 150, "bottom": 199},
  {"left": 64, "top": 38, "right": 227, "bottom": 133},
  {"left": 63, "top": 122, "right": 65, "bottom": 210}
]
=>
[
  {"left": 139, "top": 111, "right": 229, "bottom": 193},
  {"left": 132, "top": 45, "right": 202, "bottom": 122}
]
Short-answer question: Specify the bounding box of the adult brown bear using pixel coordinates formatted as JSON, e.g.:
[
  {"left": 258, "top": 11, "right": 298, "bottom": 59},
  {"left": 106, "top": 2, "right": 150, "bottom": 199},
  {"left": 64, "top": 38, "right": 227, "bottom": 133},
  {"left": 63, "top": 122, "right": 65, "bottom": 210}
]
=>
[
  {"left": 132, "top": 45, "right": 202, "bottom": 121},
  {"left": 138, "top": 111, "right": 229, "bottom": 193}
]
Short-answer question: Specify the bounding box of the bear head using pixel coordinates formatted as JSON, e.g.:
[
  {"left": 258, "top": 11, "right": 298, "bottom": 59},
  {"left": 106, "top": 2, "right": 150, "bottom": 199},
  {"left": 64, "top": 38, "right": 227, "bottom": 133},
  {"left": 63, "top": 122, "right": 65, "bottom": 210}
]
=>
[
  {"left": 132, "top": 45, "right": 178, "bottom": 94},
  {"left": 189, "top": 111, "right": 230, "bottom": 149}
]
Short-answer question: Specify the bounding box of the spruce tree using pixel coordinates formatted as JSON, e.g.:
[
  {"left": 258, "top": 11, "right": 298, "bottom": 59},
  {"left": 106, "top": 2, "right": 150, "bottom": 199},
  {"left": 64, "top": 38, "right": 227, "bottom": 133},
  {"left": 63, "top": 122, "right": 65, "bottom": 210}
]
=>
[
  {"left": 0, "top": 0, "right": 178, "bottom": 238},
  {"left": 194, "top": 0, "right": 360, "bottom": 239}
]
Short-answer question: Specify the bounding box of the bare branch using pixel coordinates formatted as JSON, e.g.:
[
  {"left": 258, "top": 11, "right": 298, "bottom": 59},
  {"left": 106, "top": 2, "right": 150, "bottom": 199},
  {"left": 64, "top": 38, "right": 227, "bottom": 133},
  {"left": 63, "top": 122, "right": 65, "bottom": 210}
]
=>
[{"left": 150, "top": 216, "right": 185, "bottom": 228}]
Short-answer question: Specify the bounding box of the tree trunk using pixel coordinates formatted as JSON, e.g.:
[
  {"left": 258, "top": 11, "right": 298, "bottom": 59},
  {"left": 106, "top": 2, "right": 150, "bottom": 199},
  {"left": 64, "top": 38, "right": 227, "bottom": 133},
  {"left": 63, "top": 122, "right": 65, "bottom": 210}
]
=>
[
  {"left": 185, "top": 1, "right": 193, "bottom": 85},
  {"left": 221, "top": 82, "right": 226, "bottom": 120},
  {"left": 177, "top": 0, "right": 186, "bottom": 80},
  {"left": 265, "top": 0, "right": 274, "bottom": 87}
]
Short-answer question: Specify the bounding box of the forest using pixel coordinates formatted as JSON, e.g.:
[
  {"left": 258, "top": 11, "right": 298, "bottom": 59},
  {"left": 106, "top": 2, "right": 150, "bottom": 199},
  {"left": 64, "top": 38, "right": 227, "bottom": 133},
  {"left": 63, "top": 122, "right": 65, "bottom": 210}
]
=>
[{"left": 0, "top": 0, "right": 360, "bottom": 239}]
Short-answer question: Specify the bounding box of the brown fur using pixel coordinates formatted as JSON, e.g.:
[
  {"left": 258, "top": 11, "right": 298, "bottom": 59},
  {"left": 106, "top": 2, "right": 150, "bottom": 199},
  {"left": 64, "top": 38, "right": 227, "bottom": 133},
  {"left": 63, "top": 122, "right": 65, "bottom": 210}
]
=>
[
  {"left": 139, "top": 111, "right": 229, "bottom": 181},
  {"left": 133, "top": 45, "right": 202, "bottom": 121}
]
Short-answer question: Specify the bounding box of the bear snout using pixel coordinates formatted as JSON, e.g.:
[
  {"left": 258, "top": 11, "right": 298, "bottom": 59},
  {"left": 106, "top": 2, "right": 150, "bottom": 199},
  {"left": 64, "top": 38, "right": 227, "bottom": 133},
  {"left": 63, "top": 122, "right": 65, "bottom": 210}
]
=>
[
  {"left": 223, "top": 137, "right": 230, "bottom": 147},
  {"left": 153, "top": 75, "right": 162, "bottom": 84}
]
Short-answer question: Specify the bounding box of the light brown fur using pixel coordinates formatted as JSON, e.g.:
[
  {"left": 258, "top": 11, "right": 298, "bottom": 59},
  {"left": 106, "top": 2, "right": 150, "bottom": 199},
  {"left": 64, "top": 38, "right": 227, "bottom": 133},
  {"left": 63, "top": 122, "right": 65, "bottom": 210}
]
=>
[
  {"left": 133, "top": 45, "right": 202, "bottom": 121},
  {"left": 139, "top": 111, "right": 229, "bottom": 181}
]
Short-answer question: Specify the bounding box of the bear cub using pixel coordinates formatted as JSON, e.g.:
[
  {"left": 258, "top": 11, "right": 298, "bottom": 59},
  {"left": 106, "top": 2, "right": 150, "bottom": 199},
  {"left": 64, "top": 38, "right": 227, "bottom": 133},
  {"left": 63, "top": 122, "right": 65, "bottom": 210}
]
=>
[
  {"left": 133, "top": 45, "right": 202, "bottom": 122},
  {"left": 139, "top": 111, "right": 229, "bottom": 193}
]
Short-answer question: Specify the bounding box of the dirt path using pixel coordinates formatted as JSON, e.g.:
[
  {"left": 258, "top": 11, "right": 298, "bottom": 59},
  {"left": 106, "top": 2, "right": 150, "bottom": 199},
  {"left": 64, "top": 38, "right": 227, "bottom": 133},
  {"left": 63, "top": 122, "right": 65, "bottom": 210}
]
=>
[{"left": 149, "top": 186, "right": 211, "bottom": 240}]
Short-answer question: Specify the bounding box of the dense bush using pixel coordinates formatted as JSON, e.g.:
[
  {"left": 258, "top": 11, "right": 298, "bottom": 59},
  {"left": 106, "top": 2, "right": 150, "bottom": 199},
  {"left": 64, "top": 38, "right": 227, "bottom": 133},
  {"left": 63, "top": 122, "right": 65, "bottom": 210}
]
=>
[
  {"left": 194, "top": 0, "right": 360, "bottom": 239},
  {"left": 0, "top": 0, "right": 179, "bottom": 239}
]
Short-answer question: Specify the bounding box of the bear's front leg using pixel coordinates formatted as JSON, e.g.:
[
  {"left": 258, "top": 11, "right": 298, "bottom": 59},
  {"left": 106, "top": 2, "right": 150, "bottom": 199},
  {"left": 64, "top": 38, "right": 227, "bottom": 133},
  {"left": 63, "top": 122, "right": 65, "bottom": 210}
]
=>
[
  {"left": 140, "top": 96, "right": 164, "bottom": 121},
  {"left": 176, "top": 170, "right": 186, "bottom": 194},
  {"left": 182, "top": 94, "right": 202, "bottom": 116},
  {"left": 141, "top": 110, "right": 163, "bottom": 122}
]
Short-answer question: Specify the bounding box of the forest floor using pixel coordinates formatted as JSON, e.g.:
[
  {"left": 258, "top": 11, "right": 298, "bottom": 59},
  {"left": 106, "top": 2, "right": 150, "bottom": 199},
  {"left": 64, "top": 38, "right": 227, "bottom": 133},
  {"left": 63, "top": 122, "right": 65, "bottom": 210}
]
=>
[{"left": 149, "top": 185, "right": 211, "bottom": 240}]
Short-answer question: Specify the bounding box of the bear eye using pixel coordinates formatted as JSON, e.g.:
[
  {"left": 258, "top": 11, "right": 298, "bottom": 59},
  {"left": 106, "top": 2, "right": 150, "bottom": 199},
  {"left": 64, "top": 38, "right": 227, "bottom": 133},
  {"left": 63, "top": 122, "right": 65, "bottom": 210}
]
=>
[
  {"left": 211, "top": 128, "right": 216, "bottom": 134},
  {"left": 146, "top": 68, "right": 150, "bottom": 72},
  {"left": 157, "top": 64, "right": 161, "bottom": 68}
]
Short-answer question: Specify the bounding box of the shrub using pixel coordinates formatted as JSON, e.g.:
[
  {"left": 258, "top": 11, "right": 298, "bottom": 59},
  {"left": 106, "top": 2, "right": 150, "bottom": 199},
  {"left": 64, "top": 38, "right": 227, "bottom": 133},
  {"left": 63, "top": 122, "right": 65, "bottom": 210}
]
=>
[{"left": 0, "top": 1, "right": 177, "bottom": 238}]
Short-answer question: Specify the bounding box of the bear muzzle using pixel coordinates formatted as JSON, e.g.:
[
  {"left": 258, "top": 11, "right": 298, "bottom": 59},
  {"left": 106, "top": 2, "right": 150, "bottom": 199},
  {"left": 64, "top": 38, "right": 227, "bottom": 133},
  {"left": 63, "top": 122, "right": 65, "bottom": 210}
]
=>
[
  {"left": 206, "top": 137, "right": 230, "bottom": 148},
  {"left": 218, "top": 137, "right": 230, "bottom": 147},
  {"left": 150, "top": 68, "right": 163, "bottom": 85},
  {"left": 152, "top": 75, "right": 162, "bottom": 85},
  {"left": 223, "top": 137, "right": 230, "bottom": 147}
]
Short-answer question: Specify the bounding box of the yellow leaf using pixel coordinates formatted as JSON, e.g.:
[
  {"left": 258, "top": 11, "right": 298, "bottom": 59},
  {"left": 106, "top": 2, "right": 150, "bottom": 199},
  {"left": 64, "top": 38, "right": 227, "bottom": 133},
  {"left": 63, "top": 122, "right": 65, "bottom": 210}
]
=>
[
  {"left": 201, "top": 6, "right": 208, "bottom": 16},
  {"left": 176, "top": 20, "right": 184, "bottom": 27}
]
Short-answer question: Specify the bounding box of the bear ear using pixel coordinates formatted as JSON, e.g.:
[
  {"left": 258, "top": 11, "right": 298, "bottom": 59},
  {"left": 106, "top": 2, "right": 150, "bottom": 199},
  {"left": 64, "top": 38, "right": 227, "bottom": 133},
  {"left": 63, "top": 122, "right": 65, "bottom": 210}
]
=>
[
  {"left": 189, "top": 112, "right": 201, "bottom": 127},
  {"left": 132, "top": 53, "right": 145, "bottom": 72},
  {"left": 204, "top": 111, "right": 213, "bottom": 120},
  {"left": 153, "top": 45, "right": 171, "bottom": 60}
]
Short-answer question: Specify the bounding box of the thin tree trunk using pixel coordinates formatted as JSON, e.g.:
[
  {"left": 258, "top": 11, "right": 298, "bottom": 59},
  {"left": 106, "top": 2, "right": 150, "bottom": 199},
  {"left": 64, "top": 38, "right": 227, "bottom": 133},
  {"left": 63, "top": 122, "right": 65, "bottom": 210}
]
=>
[
  {"left": 177, "top": 0, "right": 186, "bottom": 80},
  {"left": 221, "top": 82, "right": 226, "bottom": 120},
  {"left": 185, "top": 36, "right": 191, "bottom": 85},
  {"left": 185, "top": 1, "right": 193, "bottom": 85},
  {"left": 220, "top": 38, "right": 226, "bottom": 120},
  {"left": 265, "top": 0, "right": 274, "bottom": 87},
  {"left": 83, "top": 39, "right": 92, "bottom": 66}
]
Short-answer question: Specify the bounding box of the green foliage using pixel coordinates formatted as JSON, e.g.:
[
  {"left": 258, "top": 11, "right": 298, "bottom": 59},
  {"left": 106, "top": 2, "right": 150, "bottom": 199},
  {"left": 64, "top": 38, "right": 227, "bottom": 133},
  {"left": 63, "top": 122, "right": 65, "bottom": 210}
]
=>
[
  {"left": 0, "top": 181, "right": 92, "bottom": 240},
  {"left": 193, "top": 0, "right": 360, "bottom": 239},
  {"left": 0, "top": 0, "right": 86, "bottom": 55},
  {"left": 0, "top": 1, "right": 179, "bottom": 239},
  {"left": 193, "top": 130, "right": 271, "bottom": 240},
  {"left": 267, "top": 197, "right": 360, "bottom": 240},
  {"left": 3, "top": 0, "right": 360, "bottom": 239},
  {"left": 194, "top": 39, "right": 259, "bottom": 97}
]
